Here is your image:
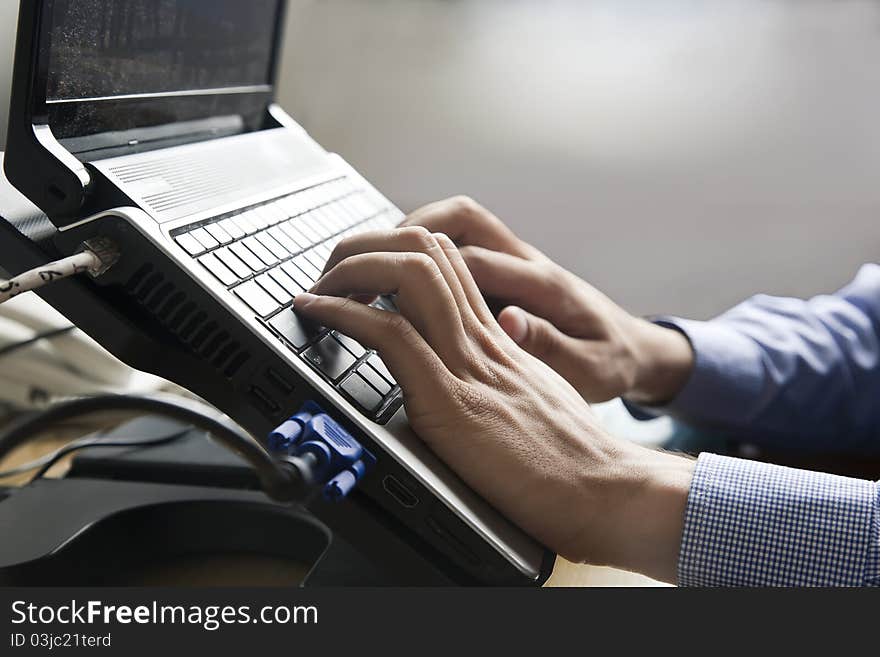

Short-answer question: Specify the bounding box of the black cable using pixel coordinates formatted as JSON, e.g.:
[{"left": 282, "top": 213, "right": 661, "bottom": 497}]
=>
[
  {"left": 28, "top": 429, "right": 191, "bottom": 483},
  {"left": 0, "top": 429, "right": 185, "bottom": 479},
  {"left": 0, "top": 393, "right": 312, "bottom": 502},
  {"left": 0, "top": 325, "right": 76, "bottom": 359}
]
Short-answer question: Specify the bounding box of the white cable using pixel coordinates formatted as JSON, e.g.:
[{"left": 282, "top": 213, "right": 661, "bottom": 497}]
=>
[
  {"left": 0, "top": 251, "right": 100, "bottom": 305},
  {"left": 0, "top": 240, "right": 180, "bottom": 411},
  {"left": 0, "top": 237, "right": 119, "bottom": 306}
]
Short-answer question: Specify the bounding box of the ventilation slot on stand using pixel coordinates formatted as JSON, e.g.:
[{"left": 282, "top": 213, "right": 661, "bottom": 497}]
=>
[{"left": 123, "top": 264, "right": 251, "bottom": 379}]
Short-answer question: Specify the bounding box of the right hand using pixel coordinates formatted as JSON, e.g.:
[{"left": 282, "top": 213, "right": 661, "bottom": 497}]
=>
[
  {"left": 295, "top": 226, "right": 693, "bottom": 582},
  {"left": 401, "top": 196, "right": 694, "bottom": 405}
]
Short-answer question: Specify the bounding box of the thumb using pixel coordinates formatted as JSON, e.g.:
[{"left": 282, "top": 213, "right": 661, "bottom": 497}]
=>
[
  {"left": 498, "top": 306, "right": 618, "bottom": 402},
  {"left": 498, "top": 306, "right": 568, "bottom": 363}
]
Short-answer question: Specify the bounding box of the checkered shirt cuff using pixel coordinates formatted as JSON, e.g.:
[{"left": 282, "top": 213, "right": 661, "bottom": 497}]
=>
[{"left": 678, "top": 453, "right": 880, "bottom": 587}]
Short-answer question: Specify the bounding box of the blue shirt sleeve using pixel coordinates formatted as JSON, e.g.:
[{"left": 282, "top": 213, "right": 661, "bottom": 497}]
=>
[
  {"left": 679, "top": 453, "right": 880, "bottom": 587},
  {"left": 645, "top": 263, "right": 880, "bottom": 452}
]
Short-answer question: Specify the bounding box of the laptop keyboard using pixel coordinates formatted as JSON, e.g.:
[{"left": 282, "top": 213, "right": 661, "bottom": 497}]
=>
[{"left": 172, "top": 177, "right": 403, "bottom": 421}]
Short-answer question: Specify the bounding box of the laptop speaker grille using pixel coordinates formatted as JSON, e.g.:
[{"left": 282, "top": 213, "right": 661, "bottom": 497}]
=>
[
  {"left": 123, "top": 263, "right": 251, "bottom": 379},
  {"left": 102, "top": 130, "right": 329, "bottom": 222},
  {"left": 110, "top": 153, "right": 267, "bottom": 214}
]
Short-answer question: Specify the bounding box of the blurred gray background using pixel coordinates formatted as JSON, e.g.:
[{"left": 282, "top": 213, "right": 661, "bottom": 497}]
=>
[{"left": 2, "top": 0, "right": 879, "bottom": 319}]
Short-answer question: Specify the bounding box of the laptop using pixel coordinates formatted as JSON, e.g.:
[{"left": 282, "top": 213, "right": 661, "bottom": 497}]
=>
[{"left": 2, "top": 0, "right": 552, "bottom": 585}]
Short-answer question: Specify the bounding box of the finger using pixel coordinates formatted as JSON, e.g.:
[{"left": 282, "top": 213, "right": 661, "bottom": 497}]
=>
[
  {"left": 311, "top": 251, "right": 469, "bottom": 366},
  {"left": 321, "top": 228, "right": 476, "bottom": 326},
  {"left": 432, "top": 233, "right": 494, "bottom": 324},
  {"left": 459, "top": 245, "right": 561, "bottom": 320},
  {"left": 401, "top": 196, "right": 537, "bottom": 259},
  {"left": 293, "top": 293, "right": 451, "bottom": 400},
  {"left": 498, "top": 306, "right": 595, "bottom": 389}
]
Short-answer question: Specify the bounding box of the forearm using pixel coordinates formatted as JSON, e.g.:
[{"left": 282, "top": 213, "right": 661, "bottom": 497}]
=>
[{"left": 627, "top": 264, "right": 880, "bottom": 451}]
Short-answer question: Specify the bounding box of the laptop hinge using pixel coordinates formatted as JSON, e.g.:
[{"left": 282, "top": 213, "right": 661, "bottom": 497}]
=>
[{"left": 61, "top": 115, "right": 247, "bottom": 162}]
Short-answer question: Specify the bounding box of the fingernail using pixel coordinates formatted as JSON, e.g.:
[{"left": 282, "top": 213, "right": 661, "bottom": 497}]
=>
[{"left": 500, "top": 306, "right": 529, "bottom": 344}]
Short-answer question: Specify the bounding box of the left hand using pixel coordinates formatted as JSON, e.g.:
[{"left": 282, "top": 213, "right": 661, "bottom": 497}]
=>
[{"left": 399, "top": 197, "right": 694, "bottom": 405}]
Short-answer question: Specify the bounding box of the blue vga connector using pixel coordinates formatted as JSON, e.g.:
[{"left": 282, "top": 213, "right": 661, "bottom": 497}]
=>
[{"left": 267, "top": 401, "right": 377, "bottom": 501}]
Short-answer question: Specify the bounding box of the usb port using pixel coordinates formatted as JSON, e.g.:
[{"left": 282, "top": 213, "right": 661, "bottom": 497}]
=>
[{"left": 382, "top": 475, "right": 419, "bottom": 508}]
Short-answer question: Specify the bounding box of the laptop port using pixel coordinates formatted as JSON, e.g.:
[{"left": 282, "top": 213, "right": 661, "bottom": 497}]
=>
[
  {"left": 266, "top": 367, "right": 295, "bottom": 395},
  {"left": 382, "top": 475, "right": 419, "bottom": 509},
  {"left": 249, "top": 385, "right": 280, "bottom": 414}
]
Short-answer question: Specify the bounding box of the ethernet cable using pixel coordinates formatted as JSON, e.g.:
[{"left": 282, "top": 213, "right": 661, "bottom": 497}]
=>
[{"left": 0, "top": 238, "right": 119, "bottom": 306}]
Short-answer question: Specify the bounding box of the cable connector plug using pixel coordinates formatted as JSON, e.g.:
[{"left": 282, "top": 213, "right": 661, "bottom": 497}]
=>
[
  {"left": 268, "top": 401, "right": 377, "bottom": 502},
  {"left": 80, "top": 237, "right": 120, "bottom": 277},
  {"left": 0, "top": 237, "right": 120, "bottom": 305}
]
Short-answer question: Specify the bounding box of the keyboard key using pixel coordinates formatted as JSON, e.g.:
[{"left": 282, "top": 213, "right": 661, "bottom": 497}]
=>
[
  {"left": 334, "top": 201, "right": 359, "bottom": 226},
  {"left": 219, "top": 218, "right": 245, "bottom": 240},
  {"left": 302, "top": 334, "right": 357, "bottom": 381},
  {"left": 338, "top": 197, "right": 362, "bottom": 221},
  {"left": 175, "top": 232, "right": 204, "bottom": 256},
  {"left": 282, "top": 261, "right": 316, "bottom": 290},
  {"left": 305, "top": 211, "right": 333, "bottom": 240},
  {"left": 359, "top": 362, "right": 392, "bottom": 396},
  {"left": 268, "top": 226, "right": 301, "bottom": 254},
  {"left": 302, "top": 249, "right": 327, "bottom": 274},
  {"left": 316, "top": 206, "right": 346, "bottom": 233},
  {"left": 233, "top": 280, "right": 279, "bottom": 317},
  {"left": 268, "top": 203, "right": 288, "bottom": 223},
  {"left": 373, "top": 295, "right": 399, "bottom": 313},
  {"left": 279, "top": 222, "right": 312, "bottom": 250},
  {"left": 268, "top": 308, "right": 319, "bottom": 349},
  {"left": 205, "top": 222, "right": 233, "bottom": 245},
  {"left": 314, "top": 243, "right": 333, "bottom": 261},
  {"left": 256, "top": 273, "right": 293, "bottom": 305},
  {"left": 255, "top": 232, "right": 291, "bottom": 260},
  {"left": 323, "top": 206, "right": 350, "bottom": 234},
  {"left": 233, "top": 213, "right": 258, "bottom": 235},
  {"left": 298, "top": 190, "right": 319, "bottom": 212},
  {"left": 293, "top": 255, "right": 321, "bottom": 282},
  {"left": 279, "top": 195, "right": 304, "bottom": 218},
  {"left": 331, "top": 207, "right": 353, "bottom": 228},
  {"left": 334, "top": 332, "right": 367, "bottom": 359},
  {"left": 367, "top": 354, "right": 396, "bottom": 386},
  {"left": 247, "top": 208, "right": 270, "bottom": 230},
  {"left": 267, "top": 202, "right": 289, "bottom": 222},
  {"left": 269, "top": 267, "right": 305, "bottom": 295},
  {"left": 229, "top": 242, "right": 266, "bottom": 272},
  {"left": 295, "top": 217, "right": 322, "bottom": 244},
  {"left": 341, "top": 373, "right": 384, "bottom": 414},
  {"left": 214, "top": 246, "right": 252, "bottom": 279},
  {"left": 190, "top": 227, "right": 219, "bottom": 251},
  {"left": 199, "top": 252, "right": 239, "bottom": 286},
  {"left": 242, "top": 236, "right": 279, "bottom": 267}
]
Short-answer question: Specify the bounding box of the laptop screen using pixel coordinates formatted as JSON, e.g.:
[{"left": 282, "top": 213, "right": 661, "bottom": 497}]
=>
[
  {"left": 47, "top": 0, "right": 279, "bottom": 103},
  {"left": 37, "top": 0, "right": 285, "bottom": 144}
]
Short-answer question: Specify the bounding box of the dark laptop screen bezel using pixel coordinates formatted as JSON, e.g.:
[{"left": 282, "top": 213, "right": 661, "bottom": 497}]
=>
[{"left": 32, "top": 0, "right": 287, "bottom": 144}]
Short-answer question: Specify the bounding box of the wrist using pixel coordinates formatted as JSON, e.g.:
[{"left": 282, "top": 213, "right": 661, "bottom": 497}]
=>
[
  {"left": 625, "top": 319, "right": 695, "bottom": 405},
  {"left": 594, "top": 445, "right": 696, "bottom": 583}
]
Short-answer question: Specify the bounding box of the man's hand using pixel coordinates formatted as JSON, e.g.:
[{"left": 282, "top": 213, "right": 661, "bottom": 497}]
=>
[
  {"left": 401, "top": 197, "right": 695, "bottom": 405},
  {"left": 294, "top": 226, "right": 694, "bottom": 582}
]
